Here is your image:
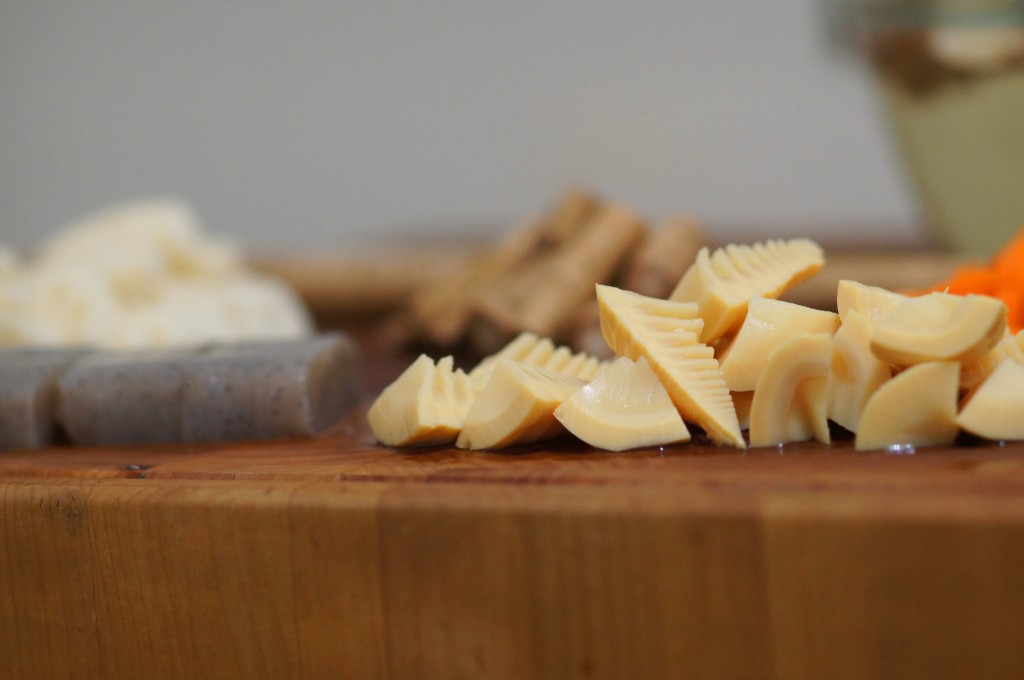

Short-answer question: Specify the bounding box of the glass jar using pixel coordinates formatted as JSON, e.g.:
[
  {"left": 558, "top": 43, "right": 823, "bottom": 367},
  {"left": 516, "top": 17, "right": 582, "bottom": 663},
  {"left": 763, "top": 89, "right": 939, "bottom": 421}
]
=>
[{"left": 854, "top": 0, "right": 1024, "bottom": 257}]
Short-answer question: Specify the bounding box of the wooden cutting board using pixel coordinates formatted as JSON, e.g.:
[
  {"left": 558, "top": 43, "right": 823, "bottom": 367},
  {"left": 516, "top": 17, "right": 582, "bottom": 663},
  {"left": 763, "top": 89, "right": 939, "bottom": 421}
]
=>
[
  {"left": 3, "top": 402, "right": 1024, "bottom": 680},
  {"left": 0, "top": 246, "right": 1009, "bottom": 679}
]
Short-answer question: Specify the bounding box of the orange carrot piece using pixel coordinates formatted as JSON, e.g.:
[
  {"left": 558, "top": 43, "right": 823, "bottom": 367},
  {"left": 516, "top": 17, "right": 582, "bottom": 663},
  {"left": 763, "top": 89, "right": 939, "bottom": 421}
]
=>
[
  {"left": 994, "top": 280, "right": 1024, "bottom": 333},
  {"left": 909, "top": 225, "right": 1024, "bottom": 332},
  {"left": 945, "top": 265, "right": 998, "bottom": 296},
  {"left": 912, "top": 264, "right": 997, "bottom": 296},
  {"left": 993, "top": 227, "right": 1024, "bottom": 279}
]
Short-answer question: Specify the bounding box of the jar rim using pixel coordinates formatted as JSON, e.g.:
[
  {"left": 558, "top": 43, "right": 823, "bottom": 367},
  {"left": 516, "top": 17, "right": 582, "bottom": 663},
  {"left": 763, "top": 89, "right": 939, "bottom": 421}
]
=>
[{"left": 857, "top": 0, "right": 1024, "bottom": 27}]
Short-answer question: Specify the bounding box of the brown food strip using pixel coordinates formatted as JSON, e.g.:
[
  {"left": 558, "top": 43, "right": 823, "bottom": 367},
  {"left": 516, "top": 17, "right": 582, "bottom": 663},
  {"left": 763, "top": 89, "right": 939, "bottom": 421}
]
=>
[
  {"left": 407, "top": 189, "right": 601, "bottom": 346},
  {"left": 565, "top": 217, "right": 704, "bottom": 356},
  {"left": 620, "top": 215, "right": 706, "bottom": 298},
  {"left": 469, "top": 202, "right": 648, "bottom": 353},
  {"left": 536, "top": 188, "right": 602, "bottom": 246},
  {"left": 566, "top": 299, "right": 615, "bottom": 360}
]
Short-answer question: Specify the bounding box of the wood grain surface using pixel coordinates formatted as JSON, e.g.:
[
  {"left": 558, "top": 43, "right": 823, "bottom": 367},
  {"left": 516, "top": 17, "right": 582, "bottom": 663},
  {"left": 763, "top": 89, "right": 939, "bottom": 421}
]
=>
[{"left": 4, "top": 403, "right": 1024, "bottom": 680}]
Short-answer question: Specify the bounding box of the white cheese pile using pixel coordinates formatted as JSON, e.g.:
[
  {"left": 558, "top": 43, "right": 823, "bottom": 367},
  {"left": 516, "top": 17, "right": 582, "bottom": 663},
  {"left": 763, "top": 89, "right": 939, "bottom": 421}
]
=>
[{"left": 0, "top": 200, "right": 313, "bottom": 349}]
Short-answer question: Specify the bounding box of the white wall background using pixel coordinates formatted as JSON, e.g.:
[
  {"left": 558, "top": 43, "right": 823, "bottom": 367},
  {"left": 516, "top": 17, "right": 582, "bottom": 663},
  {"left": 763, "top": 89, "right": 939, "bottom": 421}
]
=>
[{"left": 0, "top": 0, "right": 923, "bottom": 253}]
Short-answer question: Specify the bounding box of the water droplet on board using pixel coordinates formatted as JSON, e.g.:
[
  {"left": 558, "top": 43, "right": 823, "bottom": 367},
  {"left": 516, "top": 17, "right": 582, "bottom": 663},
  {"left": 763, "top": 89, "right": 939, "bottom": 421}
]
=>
[{"left": 886, "top": 443, "right": 916, "bottom": 455}]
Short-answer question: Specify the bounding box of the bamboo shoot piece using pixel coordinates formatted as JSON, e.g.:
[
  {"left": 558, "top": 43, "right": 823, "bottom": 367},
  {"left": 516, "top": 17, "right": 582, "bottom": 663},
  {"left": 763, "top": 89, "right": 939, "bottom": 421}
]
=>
[
  {"left": 748, "top": 333, "right": 832, "bottom": 447},
  {"left": 669, "top": 238, "right": 824, "bottom": 344},
  {"left": 958, "top": 358, "right": 1024, "bottom": 441},
  {"left": 856, "top": 361, "right": 960, "bottom": 451},
  {"left": 456, "top": 361, "right": 585, "bottom": 450},
  {"left": 468, "top": 332, "right": 606, "bottom": 393},
  {"left": 826, "top": 309, "right": 892, "bottom": 433},
  {"left": 960, "top": 328, "right": 1024, "bottom": 391},
  {"left": 718, "top": 297, "right": 839, "bottom": 392},
  {"left": 596, "top": 284, "right": 745, "bottom": 448},
  {"left": 553, "top": 356, "right": 690, "bottom": 451},
  {"left": 368, "top": 354, "right": 476, "bottom": 446},
  {"left": 870, "top": 292, "right": 1007, "bottom": 367},
  {"left": 836, "top": 279, "right": 907, "bottom": 328}
]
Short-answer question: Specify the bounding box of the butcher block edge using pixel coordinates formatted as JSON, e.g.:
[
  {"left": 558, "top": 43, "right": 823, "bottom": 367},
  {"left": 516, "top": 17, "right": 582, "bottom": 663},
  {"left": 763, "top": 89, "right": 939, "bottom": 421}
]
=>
[{"left": 4, "top": 407, "right": 1024, "bottom": 680}]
